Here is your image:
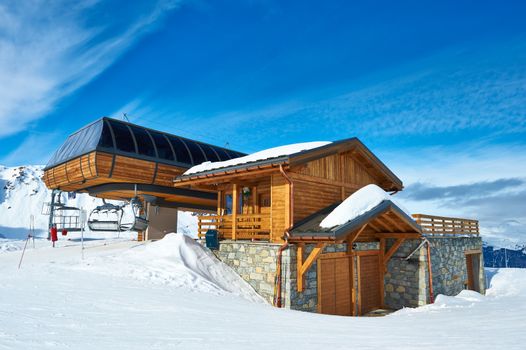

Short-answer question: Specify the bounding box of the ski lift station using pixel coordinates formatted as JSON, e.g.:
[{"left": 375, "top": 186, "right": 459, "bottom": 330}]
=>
[{"left": 43, "top": 117, "right": 485, "bottom": 316}]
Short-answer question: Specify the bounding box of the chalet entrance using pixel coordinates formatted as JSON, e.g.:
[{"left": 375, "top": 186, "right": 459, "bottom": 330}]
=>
[
  {"left": 356, "top": 251, "right": 382, "bottom": 315},
  {"left": 465, "top": 250, "right": 482, "bottom": 292},
  {"left": 317, "top": 253, "right": 354, "bottom": 316},
  {"left": 317, "top": 250, "right": 382, "bottom": 316}
]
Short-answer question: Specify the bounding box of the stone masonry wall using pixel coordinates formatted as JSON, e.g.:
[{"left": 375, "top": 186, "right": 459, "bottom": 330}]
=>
[
  {"left": 384, "top": 239, "right": 428, "bottom": 309},
  {"left": 213, "top": 241, "right": 283, "bottom": 304},
  {"left": 384, "top": 236, "right": 486, "bottom": 310},
  {"left": 429, "top": 237, "right": 485, "bottom": 296}
]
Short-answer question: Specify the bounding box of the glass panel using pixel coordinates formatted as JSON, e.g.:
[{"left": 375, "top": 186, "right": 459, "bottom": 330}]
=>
[
  {"left": 213, "top": 147, "right": 231, "bottom": 160},
  {"left": 167, "top": 136, "right": 192, "bottom": 164},
  {"left": 184, "top": 140, "right": 207, "bottom": 165},
  {"left": 130, "top": 126, "right": 155, "bottom": 157},
  {"left": 99, "top": 120, "right": 114, "bottom": 148},
  {"left": 226, "top": 150, "right": 243, "bottom": 159},
  {"left": 108, "top": 120, "right": 135, "bottom": 153},
  {"left": 199, "top": 143, "right": 220, "bottom": 162},
  {"left": 150, "top": 132, "right": 174, "bottom": 161}
]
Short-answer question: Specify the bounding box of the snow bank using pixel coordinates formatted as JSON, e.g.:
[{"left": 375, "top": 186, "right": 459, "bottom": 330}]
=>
[
  {"left": 79, "top": 233, "right": 264, "bottom": 303},
  {"left": 320, "top": 184, "right": 411, "bottom": 228},
  {"left": 486, "top": 268, "right": 526, "bottom": 298},
  {"left": 184, "top": 141, "right": 331, "bottom": 175}
]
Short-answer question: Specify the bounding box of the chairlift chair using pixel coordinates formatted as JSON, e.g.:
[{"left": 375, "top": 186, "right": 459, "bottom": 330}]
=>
[{"left": 87, "top": 200, "right": 125, "bottom": 232}]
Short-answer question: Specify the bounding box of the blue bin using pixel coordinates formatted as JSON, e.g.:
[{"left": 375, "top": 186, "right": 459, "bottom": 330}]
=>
[{"left": 205, "top": 230, "right": 219, "bottom": 250}]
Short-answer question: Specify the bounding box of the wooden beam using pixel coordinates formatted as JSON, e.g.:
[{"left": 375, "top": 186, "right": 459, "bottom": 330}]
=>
[
  {"left": 373, "top": 232, "right": 421, "bottom": 239},
  {"left": 379, "top": 239, "right": 386, "bottom": 301},
  {"left": 384, "top": 238, "right": 405, "bottom": 268},
  {"left": 232, "top": 183, "right": 238, "bottom": 240},
  {"left": 297, "top": 243, "right": 305, "bottom": 291},
  {"left": 175, "top": 167, "right": 280, "bottom": 186},
  {"left": 347, "top": 224, "right": 368, "bottom": 244},
  {"left": 367, "top": 220, "right": 382, "bottom": 233},
  {"left": 371, "top": 218, "right": 393, "bottom": 233},
  {"left": 382, "top": 212, "right": 407, "bottom": 232},
  {"left": 297, "top": 242, "right": 325, "bottom": 292}
]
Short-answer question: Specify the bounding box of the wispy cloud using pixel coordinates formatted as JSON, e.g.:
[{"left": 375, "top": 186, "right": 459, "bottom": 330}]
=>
[
  {"left": 184, "top": 38, "right": 526, "bottom": 141},
  {"left": 0, "top": 0, "right": 180, "bottom": 138}
]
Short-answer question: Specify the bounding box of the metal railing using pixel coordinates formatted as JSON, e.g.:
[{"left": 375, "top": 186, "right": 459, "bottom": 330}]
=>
[
  {"left": 412, "top": 214, "right": 479, "bottom": 236},
  {"left": 198, "top": 213, "right": 271, "bottom": 241}
]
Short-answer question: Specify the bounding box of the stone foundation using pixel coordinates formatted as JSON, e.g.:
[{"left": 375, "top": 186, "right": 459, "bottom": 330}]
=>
[{"left": 211, "top": 236, "right": 485, "bottom": 314}]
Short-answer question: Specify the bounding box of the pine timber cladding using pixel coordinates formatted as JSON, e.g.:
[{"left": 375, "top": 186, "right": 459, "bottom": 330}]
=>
[
  {"left": 289, "top": 152, "right": 378, "bottom": 222},
  {"left": 42, "top": 151, "right": 218, "bottom": 209}
]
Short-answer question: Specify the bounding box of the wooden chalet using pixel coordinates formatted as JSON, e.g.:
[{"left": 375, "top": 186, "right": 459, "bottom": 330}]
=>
[{"left": 43, "top": 119, "right": 485, "bottom": 316}]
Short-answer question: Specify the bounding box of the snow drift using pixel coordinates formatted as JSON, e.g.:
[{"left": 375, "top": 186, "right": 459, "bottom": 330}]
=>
[{"left": 78, "top": 233, "right": 264, "bottom": 303}]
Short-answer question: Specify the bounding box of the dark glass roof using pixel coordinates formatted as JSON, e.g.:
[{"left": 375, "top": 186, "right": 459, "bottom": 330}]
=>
[{"left": 45, "top": 117, "right": 246, "bottom": 170}]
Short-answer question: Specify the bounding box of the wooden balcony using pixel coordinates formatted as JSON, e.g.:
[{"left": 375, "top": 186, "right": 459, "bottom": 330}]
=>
[
  {"left": 198, "top": 213, "right": 271, "bottom": 241},
  {"left": 412, "top": 214, "right": 479, "bottom": 236}
]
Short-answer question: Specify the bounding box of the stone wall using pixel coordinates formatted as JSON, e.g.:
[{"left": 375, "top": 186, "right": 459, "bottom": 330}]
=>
[
  {"left": 384, "top": 236, "right": 486, "bottom": 310},
  {"left": 428, "top": 237, "right": 485, "bottom": 296},
  {"left": 212, "top": 237, "right": 485, "bottom": 314},
  {"left": 384, "top": 239, "right": 428, "bottom": 309},
  {"left": 213, "top": 241, "right": 282, "bottom": 304}
]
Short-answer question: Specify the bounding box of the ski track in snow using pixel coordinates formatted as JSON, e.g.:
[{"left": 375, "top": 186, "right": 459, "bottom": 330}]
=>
[{"left": 0, "top": 234, "right": 525, "bottom": 350}]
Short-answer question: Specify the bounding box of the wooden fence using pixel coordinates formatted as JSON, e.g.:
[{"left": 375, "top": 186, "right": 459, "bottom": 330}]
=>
[{"left": 412, "top": 214, "right": 479, "bottom": 236}]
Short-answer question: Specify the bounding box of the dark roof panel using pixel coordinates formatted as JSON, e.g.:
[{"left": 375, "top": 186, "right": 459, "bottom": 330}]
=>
[{"left": 44, "top": 117, "right": 245, "bottom": 170}]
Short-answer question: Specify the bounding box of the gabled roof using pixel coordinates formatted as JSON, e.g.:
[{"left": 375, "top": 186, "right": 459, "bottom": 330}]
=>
[
  {"left": 44, "top": 117, "right": 245, "bottom": 170},
  {"left": 175, "top": 138, "right": 403, "bottom": 191},
  {"left": 289, "top": 200, "right": 422, "bottom": 242}
]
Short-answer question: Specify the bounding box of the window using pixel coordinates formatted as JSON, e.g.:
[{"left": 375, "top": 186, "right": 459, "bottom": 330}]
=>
[
  {"left": 184, "top": 140, "right": 207, "bottom": 165},
  {"left": 167, "top": 136, "right": 192, "bottom": 164},
  {"left": 99, "top": 120, "right": 115, "bottom": 149},
  {"left": 224, "top": 192, "right": 243, "bottom": 215},
  {"left": 130, "top": 126, "right": 155, "bottom": 157},
  {"left": 108, "top": 120, "right": 135, "bottom": 153},
  {"left": 214, "top": 147, "right": 231, "bottom": 160},
  {"left": 150, "top": 132, "right": 175, "bottom": 161},
  {"left": 199, "top": 143, "right": 220, "bottom": 162}
]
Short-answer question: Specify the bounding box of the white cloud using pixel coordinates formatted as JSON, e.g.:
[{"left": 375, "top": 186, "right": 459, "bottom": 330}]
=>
[{"left": 0, "top": 0, "right": 180, "bottom": 138}]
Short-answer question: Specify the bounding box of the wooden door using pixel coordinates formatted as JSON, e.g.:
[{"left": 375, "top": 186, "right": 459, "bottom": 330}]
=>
[
  {"left": 357, "top": 252, "right": 381, "bottom": 315},
  {"left": 317, "top": 254, "right": 353, "bottom": 316},
  {"left": 466, "top": 253, "right": 481, "bottom": 292}
]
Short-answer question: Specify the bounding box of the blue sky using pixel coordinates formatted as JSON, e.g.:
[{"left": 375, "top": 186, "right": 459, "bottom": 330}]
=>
[{"left": 1, "top": 0, "right": 525, "bottom": 240}]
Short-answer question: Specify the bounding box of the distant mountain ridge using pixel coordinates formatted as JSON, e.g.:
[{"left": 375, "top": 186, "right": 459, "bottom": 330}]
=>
[{"left": 0, "top": 164, "right": 523, "bottom": 266}]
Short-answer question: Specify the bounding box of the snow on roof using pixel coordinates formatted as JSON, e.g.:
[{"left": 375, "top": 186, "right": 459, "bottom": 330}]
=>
[
  {"left": 319, "top": 184, "right": 412, "bottom": 229},
  {"left": 184, "top": 141, "right": 331, "bottom": 175}
]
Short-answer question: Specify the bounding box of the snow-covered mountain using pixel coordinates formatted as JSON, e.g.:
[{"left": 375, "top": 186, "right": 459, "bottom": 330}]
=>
[
  {"left": 0, "top": 164, "right": 523, "bottom": 266},
  {"left": 0, "top": 165, "right": 197, "bottom": 240}
]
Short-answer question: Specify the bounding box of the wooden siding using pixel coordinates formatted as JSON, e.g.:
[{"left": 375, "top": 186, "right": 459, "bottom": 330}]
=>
[
  {"left": 293, "top": 179, "right": 341, "bottom": 223},
  {"left": 317, "top": 254, "right": 354, "bottom": 316},
  {"left": 271, "top": 174, "right": 289, "bottom": 242},
  {"left": 292, "top": 152, "right": 378, "bottom": 188}
]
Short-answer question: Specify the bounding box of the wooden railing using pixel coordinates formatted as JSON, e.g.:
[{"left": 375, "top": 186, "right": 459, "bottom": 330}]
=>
[
  {"left": 198, "top": 213, "right": 271, "bottom": 241},
  {"left": 412, "top": 214, "right": 479, "bottom": 236}
]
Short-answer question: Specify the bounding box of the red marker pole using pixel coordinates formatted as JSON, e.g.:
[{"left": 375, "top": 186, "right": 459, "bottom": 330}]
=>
[{"left": 50, "top": 226, "right": 58, "bottom": 248}]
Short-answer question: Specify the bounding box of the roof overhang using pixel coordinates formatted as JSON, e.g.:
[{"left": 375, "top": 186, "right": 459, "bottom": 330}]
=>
[
  {"left": 289, "top": 200, "right": 422, "bottom": 243},
  {"left": 175, "top": 138, "right": 403, "bottom": 191}
]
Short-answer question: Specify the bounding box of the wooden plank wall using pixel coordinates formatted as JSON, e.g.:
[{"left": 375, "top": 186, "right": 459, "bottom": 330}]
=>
[
  {"left": 270, "top": 174, "right": 289, "bottom": 242},
  {"left": 293, "top": 180, "right": 341, "bottom": 222},
  {"left": 290, "top": 152, "right": 381, "bottom": 224}
]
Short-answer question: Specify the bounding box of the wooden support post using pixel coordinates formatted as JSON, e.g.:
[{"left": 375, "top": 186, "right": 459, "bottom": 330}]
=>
[
  {"left": 296, "top": 243, "right": 305, "bottom": 291},
  {"left": 297, "top": 242, "right": 325, "bottom": 292},
  {"left": 232, "top": 183, "right": 238, "bottom": 240},
  {"left": 252, "top": 186, "right": 258, "bottom": 214},
  {"left": 379, "top": 238, "right": 386, "bottom": 307},
  {"left": 217, "top": 191, "right": 222, "bottom": 215}
]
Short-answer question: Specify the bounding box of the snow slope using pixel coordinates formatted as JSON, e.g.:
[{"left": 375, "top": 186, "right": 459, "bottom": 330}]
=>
[{"left": 0, "top": 235, "right": 525, "bottom": 349}]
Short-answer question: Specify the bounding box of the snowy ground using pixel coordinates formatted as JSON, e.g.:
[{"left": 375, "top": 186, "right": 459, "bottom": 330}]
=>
[{"left": 1, "top": 234, "right": 525, "bottom": 349}]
